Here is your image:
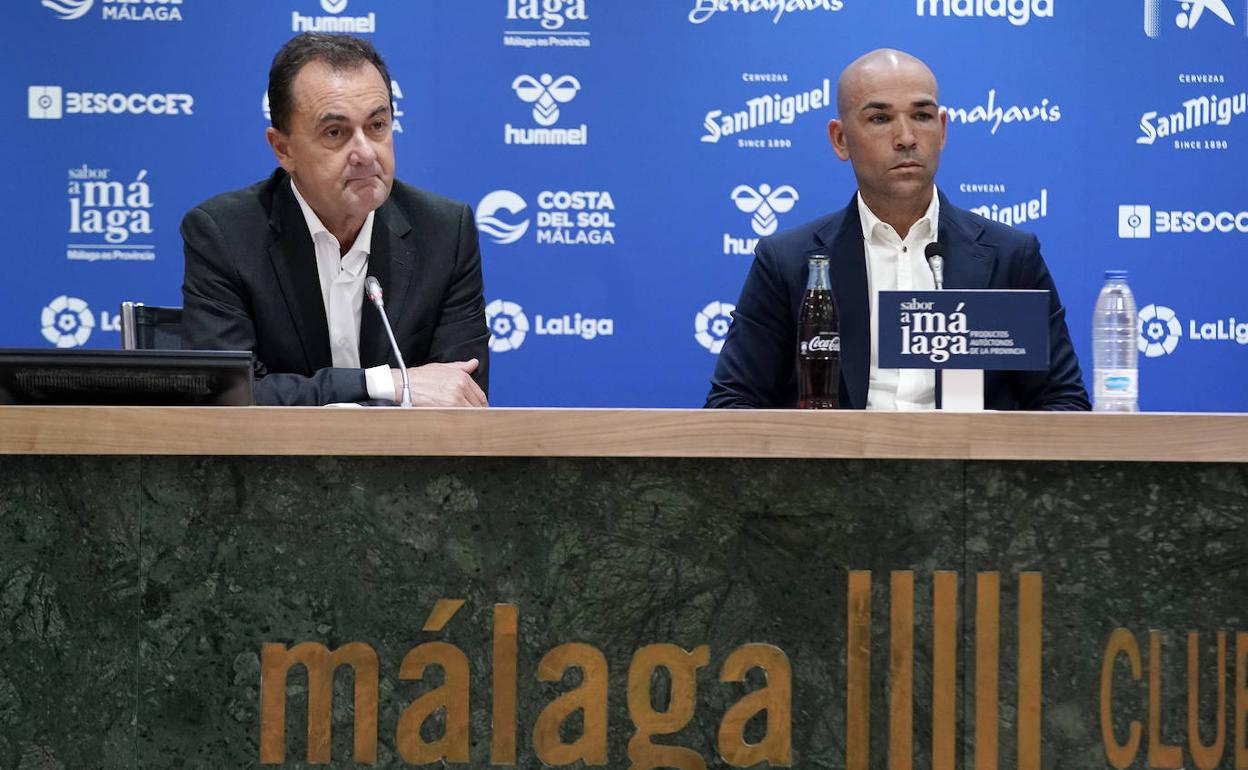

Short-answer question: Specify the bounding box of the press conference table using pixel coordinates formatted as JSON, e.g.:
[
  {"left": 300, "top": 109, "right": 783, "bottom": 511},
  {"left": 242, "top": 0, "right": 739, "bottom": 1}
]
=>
[
  {"left": 0, "top": 408, "right": 1244, "bottom": 767},
  {"left": 0, "top": 406, "right": 1246, "bottom": 460}
]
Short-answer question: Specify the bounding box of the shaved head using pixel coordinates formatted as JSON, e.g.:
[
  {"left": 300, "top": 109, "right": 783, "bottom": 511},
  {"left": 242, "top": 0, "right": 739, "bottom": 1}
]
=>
[
  {"left": 836, "top": 48, "right": 939, "bottom": 118},
  {"left": 827, "top": 48, "right": 946, "bottom": 237}
]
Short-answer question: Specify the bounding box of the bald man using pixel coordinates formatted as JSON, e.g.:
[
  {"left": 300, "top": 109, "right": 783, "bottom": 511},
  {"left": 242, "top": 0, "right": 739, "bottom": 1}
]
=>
[{"left": 706, "top": 49, "right": 1088, "bottom": 411}]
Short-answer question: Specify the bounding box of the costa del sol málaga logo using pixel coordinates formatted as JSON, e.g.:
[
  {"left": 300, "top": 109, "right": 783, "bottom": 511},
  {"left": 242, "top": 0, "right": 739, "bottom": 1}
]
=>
[
  {"left": 1138, "top": 304, "right": 1182, "bottom": 357},
  {"left": 42, "top": 295, "right": 94, "bottom": 348},
  {"left": 42, "top": 0, "right": 93, "bottom": 20},
  {"left": 695, "top": 301, "right": 735, "bottom": 354},
  {"left": 486, "top": 299, "right": 529, "bottom": 352},
  {"left": 477, "top": 190, "right": 530, "bottom": 245}
]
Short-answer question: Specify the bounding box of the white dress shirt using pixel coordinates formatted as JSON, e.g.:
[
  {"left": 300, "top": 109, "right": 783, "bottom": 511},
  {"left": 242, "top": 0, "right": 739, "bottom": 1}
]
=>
[
  {"left": 290, "top": 181, "right": 395, "bottom": 401},
  {"left": 858, "top": 189, "right": 939, "bottom": 411}
]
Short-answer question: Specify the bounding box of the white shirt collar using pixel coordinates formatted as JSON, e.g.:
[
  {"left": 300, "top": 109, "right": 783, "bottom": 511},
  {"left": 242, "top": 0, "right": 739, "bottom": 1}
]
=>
[
  {"left": 856, "top": 186, "right": 940, "bottom": 243},
  {"left": 290, "top": 178, "right": 375, "bottom": 258}
]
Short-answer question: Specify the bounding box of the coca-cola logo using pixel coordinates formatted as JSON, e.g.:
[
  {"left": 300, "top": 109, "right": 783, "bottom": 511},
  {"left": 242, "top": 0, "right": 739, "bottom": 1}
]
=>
[{"left": 801, "top": 334, "right": 840, "bottom": 355}]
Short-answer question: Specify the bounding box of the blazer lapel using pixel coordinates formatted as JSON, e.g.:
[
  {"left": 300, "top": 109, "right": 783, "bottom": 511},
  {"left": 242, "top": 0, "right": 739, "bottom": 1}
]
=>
[
  {"left": 812, "top": 193, "right": 870, "bottom": 410},
  {"left": 267, "top": 180, "right": 332, "bottom": 372},
  {"left": 937, "top": 191, "right": 997, "bottom": 289},
  {"left": 359, "top": 200, "right": 416, "bottom": 368}
]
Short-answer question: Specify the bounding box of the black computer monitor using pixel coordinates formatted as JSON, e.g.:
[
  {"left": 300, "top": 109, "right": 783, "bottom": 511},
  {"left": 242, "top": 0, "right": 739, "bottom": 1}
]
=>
[{"left": 0, "top": 348, "right": 254, "bottom": 406}]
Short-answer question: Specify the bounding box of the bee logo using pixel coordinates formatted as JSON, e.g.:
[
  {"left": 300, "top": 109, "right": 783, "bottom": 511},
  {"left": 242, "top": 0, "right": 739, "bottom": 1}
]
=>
[
  {"left": 731, "top": 184, "right": 799, "bottom": 237},
  {"left": 511, "top": 74, "right": 581, "bottom": 126}
]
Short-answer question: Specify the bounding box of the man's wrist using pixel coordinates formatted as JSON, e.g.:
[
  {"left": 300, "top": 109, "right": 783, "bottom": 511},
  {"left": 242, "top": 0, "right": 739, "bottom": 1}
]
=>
[{"left": 365, "top": 364, "right": 397, "bottom": 401}]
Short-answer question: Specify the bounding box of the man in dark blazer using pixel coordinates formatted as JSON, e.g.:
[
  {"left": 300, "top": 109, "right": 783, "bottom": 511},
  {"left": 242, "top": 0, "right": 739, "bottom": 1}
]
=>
[
  {"left": 707, "top": 49, "right": 1088, "bottom": 411},
  {"left": 182, "top": 33, "right": 487, "bottom": 406}
]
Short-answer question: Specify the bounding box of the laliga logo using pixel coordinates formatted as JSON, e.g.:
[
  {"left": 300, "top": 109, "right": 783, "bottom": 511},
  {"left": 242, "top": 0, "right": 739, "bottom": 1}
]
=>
[
  {"left": 477, "top": 190, "right": 530, "bottom": 245},
  {"left": 731, "top": 184, "right": 798, "bottom": 236},
  {"left": 486, "top": 300, "right": 529, "bottom": 353},
  {"left": 42, "top": 295, "right": 95, "bottom": 348},
  {"left": 695, "top": 301, "right": 735, "bottom": 354},
  {"left": 1138, "top": 304, "right": 1182, "bottom": 357},
  {"left": 42, "top": 0, "right": 92, "bottom": 20},
  {"left": 512, "top": 74, "right": 580, "bottom": 126},
  {"left": 1145, "top": 0, "right": 1236, "bottom": 36}
]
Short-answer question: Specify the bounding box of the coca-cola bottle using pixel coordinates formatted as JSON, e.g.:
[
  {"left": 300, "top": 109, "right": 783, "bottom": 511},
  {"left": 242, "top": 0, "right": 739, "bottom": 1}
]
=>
[{"left": 797, "top": 256, "right": 840, "bottom": 409}]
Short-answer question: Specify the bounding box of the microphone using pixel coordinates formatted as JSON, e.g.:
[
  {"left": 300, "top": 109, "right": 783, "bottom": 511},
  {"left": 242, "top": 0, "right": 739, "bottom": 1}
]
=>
[
  {"left": 365, "top": 276, "right": 411, "bottom": 407},
  {"left": 924, "top": 242, "right": 945, "bottom": 291}
]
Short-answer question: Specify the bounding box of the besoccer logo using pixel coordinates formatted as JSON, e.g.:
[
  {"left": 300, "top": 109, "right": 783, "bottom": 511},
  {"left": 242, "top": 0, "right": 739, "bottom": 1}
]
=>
[
  {"left": 731, "top": 184, "right": 799, "bottom": 237},
  {"left": 486, "top": 299, "right": 529, "bottom": 352},
  {"left": 1145, "top": 0, "right": 1236, "bottom": 36},
  {"left": 42, "top": 0, "right": 93, "bottom": 20},
  {"left": 42, "top": 295, "right": 94, "bottom": 348},
  {"left": 1119, "top": 205, "right": 1151, "bottom": 238},
  {"left": 512, "top": 74, "right": 581, "bottom": 126},
  {"left": 477, "top": 190, "right": 530, "bottom": 245},
  {"left": 1139, "top": 304, "right": 1182, "bottom": 357},
  {"left": 695, "top": 301, "right": 735, "bottom": 354},
  {"left": 28, "top": 86, "right": 63, "bottom": 119}
]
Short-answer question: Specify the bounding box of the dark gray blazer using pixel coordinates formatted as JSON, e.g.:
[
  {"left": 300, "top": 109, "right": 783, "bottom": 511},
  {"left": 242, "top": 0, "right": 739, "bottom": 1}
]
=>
[{"left": 181, "top": 168, "right": 488, "bottom": 405}]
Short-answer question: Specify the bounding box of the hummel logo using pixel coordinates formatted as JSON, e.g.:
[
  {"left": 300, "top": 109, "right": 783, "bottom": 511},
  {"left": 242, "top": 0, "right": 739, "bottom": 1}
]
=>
[
  {"left": 321, "top": 0, "right": 348, "bottom": 14},
  {"left": 731, "top": 184, "right": 799, "bottom": 237},
  {"left": 512, "top": 74, "right": 580, "bottom": 126}
]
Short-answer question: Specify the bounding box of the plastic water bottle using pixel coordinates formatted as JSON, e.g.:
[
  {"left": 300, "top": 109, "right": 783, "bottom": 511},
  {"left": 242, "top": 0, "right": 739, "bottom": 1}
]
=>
[{"left": 1092, "top": 270, "right": 1138, "bottom": 412}]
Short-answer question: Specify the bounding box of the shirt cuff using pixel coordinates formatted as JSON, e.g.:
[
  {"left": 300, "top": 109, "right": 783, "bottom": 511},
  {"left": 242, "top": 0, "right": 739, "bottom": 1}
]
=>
[{"left": 364, "top": 364, "right": 397, "bottom": 402}]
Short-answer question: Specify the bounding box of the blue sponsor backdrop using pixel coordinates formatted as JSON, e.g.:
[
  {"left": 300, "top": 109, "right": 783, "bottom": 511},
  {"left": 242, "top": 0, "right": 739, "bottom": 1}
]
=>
[{"left": 4, "top": 0, "right": 1247, "bottom": 409}]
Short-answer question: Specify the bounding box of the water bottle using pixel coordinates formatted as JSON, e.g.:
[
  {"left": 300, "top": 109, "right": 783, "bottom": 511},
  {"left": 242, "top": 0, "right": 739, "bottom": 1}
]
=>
[{"left": 1092, "top": 270, "right": 1138, "bottom": 412}]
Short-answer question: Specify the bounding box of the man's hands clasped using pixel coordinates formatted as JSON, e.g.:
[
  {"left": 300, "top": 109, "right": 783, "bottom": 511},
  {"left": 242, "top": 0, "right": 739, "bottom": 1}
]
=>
[{"left": 391, "top": 359, "right": 487, "bottom": 407}]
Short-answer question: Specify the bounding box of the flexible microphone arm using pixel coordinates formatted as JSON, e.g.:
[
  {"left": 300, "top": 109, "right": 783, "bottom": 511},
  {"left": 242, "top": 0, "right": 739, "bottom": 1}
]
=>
[
  {"left": 365, "top": 276, "right": 411, "bottom": 407},
  {"left": 924, "top": 242, "right": 945, "bottom": 291}
]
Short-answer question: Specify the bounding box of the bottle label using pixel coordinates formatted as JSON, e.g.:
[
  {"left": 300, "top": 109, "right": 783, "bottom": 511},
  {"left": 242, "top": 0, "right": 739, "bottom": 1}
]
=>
[
  {"left": 800, "top": 333, "right": 840, "bottom": 357},
  {"left": 1095, "top": 369, "right": 1138, "bottom": 399}
]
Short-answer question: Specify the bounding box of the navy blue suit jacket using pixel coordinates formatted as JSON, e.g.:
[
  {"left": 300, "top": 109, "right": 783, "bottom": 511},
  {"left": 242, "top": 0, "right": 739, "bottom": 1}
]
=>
[{"left": 706, "top": 190, "right": 1089, "bottom": 410}]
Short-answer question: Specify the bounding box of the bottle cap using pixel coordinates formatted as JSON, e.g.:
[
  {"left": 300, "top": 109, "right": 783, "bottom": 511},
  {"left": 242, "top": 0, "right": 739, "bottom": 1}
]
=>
[{"left": 1104, "top": 269, "right": 1128, "bottom": 280}]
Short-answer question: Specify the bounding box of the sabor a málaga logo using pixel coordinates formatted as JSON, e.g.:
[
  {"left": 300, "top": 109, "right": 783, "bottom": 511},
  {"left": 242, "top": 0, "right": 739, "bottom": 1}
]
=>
[
  {"left": 504, "top": 0, "right": 590, "bottom": 48},
  {"left": 1138, "top": 304, "right": 1182, "bottom": 357},
  {"left": 695, "top": 301, "right": 735, "bottom": 354},
  {"left": 41, "top": 296, "right": 95, "bottom": 348}
]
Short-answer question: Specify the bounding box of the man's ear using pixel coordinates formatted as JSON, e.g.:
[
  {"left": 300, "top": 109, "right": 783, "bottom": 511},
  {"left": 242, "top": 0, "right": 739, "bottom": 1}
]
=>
[
  {"left": 266, "top": 126, "right": 295, "bottom": 173},
  {"left": 827, "top": 118, "right": 851, "bottom": 161},
  {"left": 938, "top": 107, "right": 948, "bottom": 151}
]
